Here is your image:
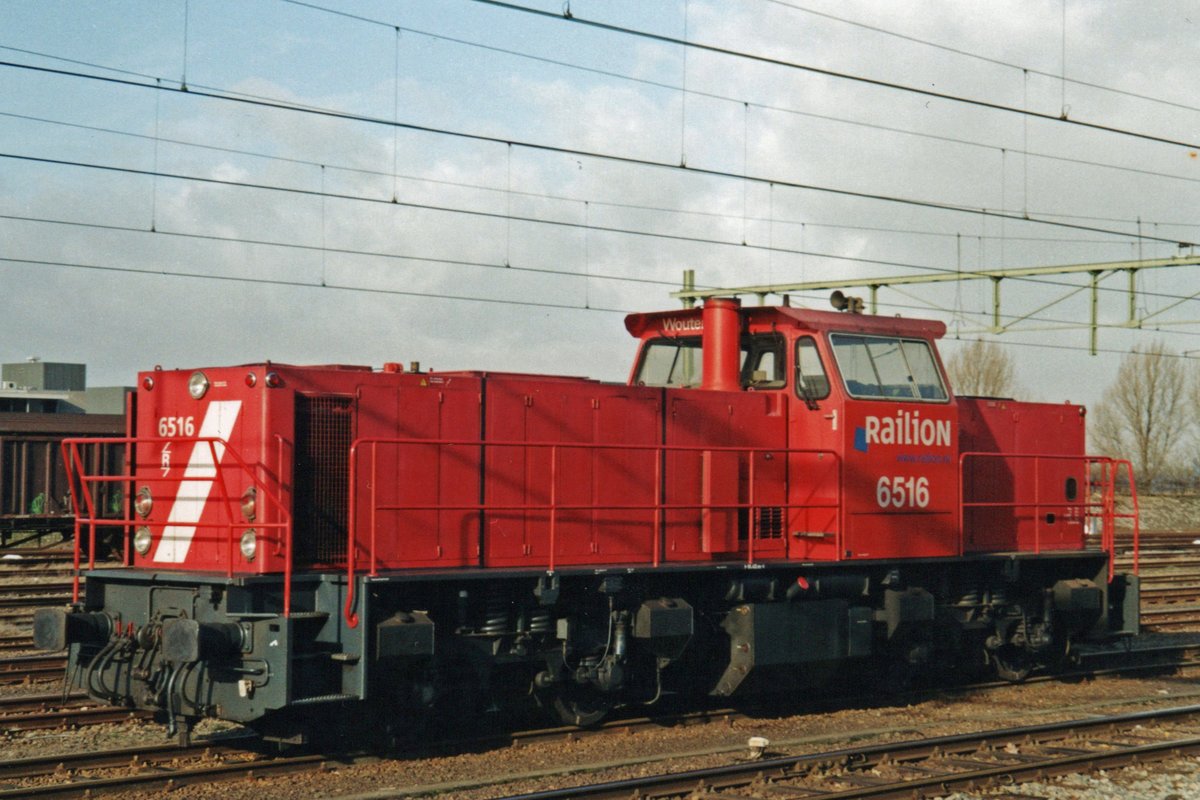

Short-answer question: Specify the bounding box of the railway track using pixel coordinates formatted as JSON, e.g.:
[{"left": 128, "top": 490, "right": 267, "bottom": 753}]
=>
[
  {"left": 0, "top": 633, "right": 36, "bottom": 653},
  {"left": 0, "top": 642, "right": 1197, "bottom": 798},
  {"left": 0, "top": 611, "right": 34, "bottom": 626},
  {"left": 500, "top": 703, "right": 1200, "bottom": 800},
  {"left": 1140, "top": 607, "right": 1200, "bottom": 631},
  {"left": 0, "top": 635, "right": 1188, "bottom": 740},
  {"left": 0, "top": 582, "right": 71, "bottom": 599},
  {"left": 0, "top": 736, "right": 325, "bottom": 798},
  {"left": 1104, "top": 531, "right": 1200, "bottom": 631},
  {"left": 0, "top": 653, "right": 67, "bottom": 685},
  {"left": 0, "top": 546, "right": 76, "bottom": 566},
  {"left": 0, "top": 692, "right": 150, "bottom": 731},
  {"left": 1141, "top": 585, "right": 1200, "bottom": 602}
]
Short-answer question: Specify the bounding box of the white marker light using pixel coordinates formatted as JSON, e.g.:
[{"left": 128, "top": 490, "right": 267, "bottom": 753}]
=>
[
  {"left": 240, "top": 529, "right": 257, "bottom": 561},
  {"left": 188, "top": 371, "right": 209, "bottom": 399},
  {"left": 134, "top": 487, "right": 153, "bottom": 519},
  {"left": 134, "top": 527, "right": 153, "bottom": 555}
]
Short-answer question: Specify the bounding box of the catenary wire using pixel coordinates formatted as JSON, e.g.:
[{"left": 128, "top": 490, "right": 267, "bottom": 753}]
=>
[
  {"left": 11, "top": 22, "right": 1200, "bottom": 213},
  {"left": 3, "top": 154, "right": 1196, "bottom": 308},
  {"left": 279, "top": 0, "right": 1200, "bottom": 151},
  {"left": 6, "top": 18, "right": 1198, "bottom": 249},
  {"left": 3, "top": 16, "right": 1195, "bottom": 323},
  {"left": 4, "top": 108, "right": 1195, "bottom": 247},
  {"left": 467, "top": 0, "right": 1200, "bottom": 152},
  {"left": 268, "top": 1, "right": 1200, "bottom": 241},
  {"left": 0, "top": 61, "right": 1189, "bottom": 248},
  {"left": 0, "top": 212, "right": 689, "bottom": 291},
  {"left": 2, "top": 18, "right": 1190, "bottom": 364},
  {"left": 2, "top": 208, "right": 1200, "bottom": 311},
  {"left": 4, "top": 252, "right": 1198, "bottom": 361},
  {"left": 4, "top": 210, "right": 1200, "bottom": 328},
  {"left": 764, "top": 0, "right": 1200, "bottom": 117},
  {"left": 0, "top": 255, "right": 629, "bottom": 314}
]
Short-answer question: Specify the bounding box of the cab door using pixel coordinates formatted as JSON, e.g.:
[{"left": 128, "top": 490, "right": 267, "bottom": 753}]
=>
[
  {"left": 787, "top": 335, "right": 841, "bottom": 560},
  {"left": 831, "top": 334, "right": 959, "bottom": 560}
]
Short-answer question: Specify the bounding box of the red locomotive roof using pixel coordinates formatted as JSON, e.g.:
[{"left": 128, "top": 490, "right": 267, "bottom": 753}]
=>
[
  {"left": 625, "top": 305, "right": 946, "bottom": 340},
  {"left": 237, "top": 363, "right": 374, "bottom": 372},
  {"left": 436, "top": 370, "right": 600, "bottom": 383}
]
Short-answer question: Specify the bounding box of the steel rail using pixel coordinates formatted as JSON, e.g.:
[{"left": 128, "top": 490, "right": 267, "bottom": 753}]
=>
[
  {"left": 0, "top": 704, "right": 150, "bottom": 731},
  {"left": 0, "top": 581, "right": 73, "bottom": 597},
  {"left": 9, "top": 660, "right": 1200, "bottom": 799},
  {"left": 0, "top": 638, "right": 35, "bottom": 654},
  {"left": 0, "top": 690, "right": 86, "bottom": 712},
  {"left": 0, "top": 734, "right": 258, "bottom": 784},
  {"left": 493, "top": 704, "right": 1200, "bottom": 800},
  {"left": 0, "top": 654, "right": 66, "bottom": 684},
  {"left": 0, "top": 595, "right": 69, "bottom": 608},
  {"left": 0, "top": 609, "right": 35, "bottom": 622},
  {"left": 0, "top": 750, "right": 331, "bottom": 798}
]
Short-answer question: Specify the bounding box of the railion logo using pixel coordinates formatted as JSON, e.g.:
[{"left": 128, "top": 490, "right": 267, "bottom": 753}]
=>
[
  {"left": 662, "top": 318, "right": 702, "bottom": 333},
  {"left": 853, "top": 410, "right": 952, "bottom": 453}
]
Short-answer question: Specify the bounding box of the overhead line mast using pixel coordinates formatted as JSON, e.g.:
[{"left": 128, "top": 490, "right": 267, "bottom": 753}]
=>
[{"left": 674, "top": 255, "right": 1200, "bottom": 355}]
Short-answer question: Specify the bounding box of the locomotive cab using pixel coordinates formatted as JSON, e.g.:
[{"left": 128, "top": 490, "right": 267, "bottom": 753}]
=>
[{"left": 627, "top": 299, "right": 962, "bottom": 562}]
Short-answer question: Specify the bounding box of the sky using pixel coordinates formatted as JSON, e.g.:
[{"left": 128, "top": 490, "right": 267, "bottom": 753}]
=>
[{"left": 2, "top": 0, "right": 1199, "bottom": 411}]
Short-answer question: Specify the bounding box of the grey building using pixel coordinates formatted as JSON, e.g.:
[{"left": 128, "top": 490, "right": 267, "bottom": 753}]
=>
[{"left": 1, "top": 359, "right": 130, "bottom": 414}]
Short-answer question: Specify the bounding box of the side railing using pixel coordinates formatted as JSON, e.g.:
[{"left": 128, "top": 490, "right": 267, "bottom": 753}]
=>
[
  {"left": 63, "top": 436, "right": 295, "bottom": 614},
  {"left": 959, "top": 452, "right": 1138, "bottom": 581},
  {"left": 1090, "top": 457, "right": 1139, "bottom": 580},
  {"left": 343, "top": 438, "right": 842, "bottom": 627}
]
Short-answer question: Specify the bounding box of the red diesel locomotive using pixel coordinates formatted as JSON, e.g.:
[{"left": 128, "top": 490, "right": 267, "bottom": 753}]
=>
[{"left": 36, "top": 297, "right": 1140, "bottom": 742}]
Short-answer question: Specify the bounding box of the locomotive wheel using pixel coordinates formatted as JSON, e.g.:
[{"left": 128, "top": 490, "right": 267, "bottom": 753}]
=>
[
  {"left": 551, "top": 687, "right": 612, "bottom": 727},
  {"left": 992, "top": 646, "right": 1032, "bottom": 683}
]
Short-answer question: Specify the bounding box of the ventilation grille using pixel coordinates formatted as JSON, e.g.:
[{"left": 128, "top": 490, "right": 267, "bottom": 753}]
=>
[
  {"left": 294, "top": 395, "right": 352, "bottom": 564},
  {"left": 738, "top": 506, "right": 784, "bottom": 541},
  {"left": 755, "top": 506, "right": 784, "bottom": 539}
]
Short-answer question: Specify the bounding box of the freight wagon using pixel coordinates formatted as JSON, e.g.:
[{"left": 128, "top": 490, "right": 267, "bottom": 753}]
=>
[{"left": 0, "top": 412, "right": 126, "bottom": 550}]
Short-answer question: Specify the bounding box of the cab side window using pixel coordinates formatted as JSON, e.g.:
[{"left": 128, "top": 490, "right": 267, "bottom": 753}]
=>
[
  {"left": 830, "top": 333, "right": 948, "bottom": 401},
  {"left": 635, "top": 338, "right": 703, "bottom": 387},
  {"left": 795, "top": 337, "right": 830, "bottom": 402},
  {"left": 741, "top": 335, "right": 786, "bottom": 389}
]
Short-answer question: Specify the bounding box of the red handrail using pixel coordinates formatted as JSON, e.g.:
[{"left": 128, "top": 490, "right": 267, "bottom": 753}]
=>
[
  {"left": 1093, "top": 458, "right": 1138, "bottom": 581},
  {"left": 62, "top": 436, "right": 294, "bottom": 614},
  {"left": 343, "top": 437, "right": 842, "bottom": 628}
]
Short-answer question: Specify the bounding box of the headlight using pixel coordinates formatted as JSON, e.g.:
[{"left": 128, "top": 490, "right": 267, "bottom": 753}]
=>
[
  {"left": 134, "top": 527, "right": 153, "bottom": 555},
  {"left": 188, "top": 371, "right": 209, "bottom": 399},
  {"left": 240, "top": 529, "right": 257, "bottom": 561},
  {"left": 134, "top": 487, "right": 153, "bottom": 519}
]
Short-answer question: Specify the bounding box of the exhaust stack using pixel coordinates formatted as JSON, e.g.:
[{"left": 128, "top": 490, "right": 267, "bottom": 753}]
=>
[{"left": 701, "top": 297, "right": 741, "bottom": 392}]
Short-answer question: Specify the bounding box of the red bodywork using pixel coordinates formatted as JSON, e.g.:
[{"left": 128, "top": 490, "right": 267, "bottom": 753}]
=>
[{"left": 64, "top": 304, "right": 1135, "bottom": 612}]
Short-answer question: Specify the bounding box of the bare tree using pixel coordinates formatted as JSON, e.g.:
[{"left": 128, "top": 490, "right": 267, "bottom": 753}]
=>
[
  {"left": 944, "top": 339, "right": 1016, "bottom": 397},
  {"left": 1090, "top": 342, "right": 1190, "bottom": 488}
]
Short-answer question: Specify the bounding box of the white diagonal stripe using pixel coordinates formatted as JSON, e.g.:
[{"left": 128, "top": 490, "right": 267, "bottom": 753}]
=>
[{"left": 153, "top": 400, "right": 243, "bottom": 563}]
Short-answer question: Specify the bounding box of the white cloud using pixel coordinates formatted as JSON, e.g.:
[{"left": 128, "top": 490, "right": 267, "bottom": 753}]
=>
[{"left": 4, "top": 0, "right": 1200, "bottom": 407}]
